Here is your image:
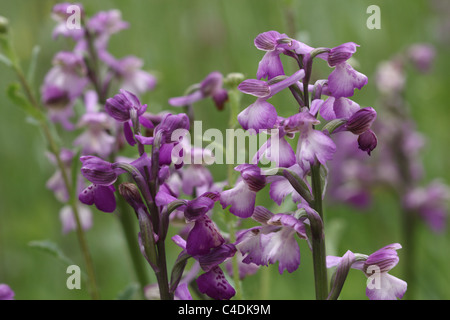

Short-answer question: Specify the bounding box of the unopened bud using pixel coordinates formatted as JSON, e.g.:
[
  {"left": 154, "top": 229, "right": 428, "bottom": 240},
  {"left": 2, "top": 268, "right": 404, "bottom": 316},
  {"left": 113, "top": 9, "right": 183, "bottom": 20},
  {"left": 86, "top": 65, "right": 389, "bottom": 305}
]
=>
[
  {"left": 0, "top": 16, "right": 9, "bottom": 34},
  {"left": 118, "top": 182, "right": 144, "bottom": 213},
  {"left": 346, "top": 107, "right": 377, "bottom": 135},
  {"left": 358, "top": 129, "right": 377, "bottom": 155}
]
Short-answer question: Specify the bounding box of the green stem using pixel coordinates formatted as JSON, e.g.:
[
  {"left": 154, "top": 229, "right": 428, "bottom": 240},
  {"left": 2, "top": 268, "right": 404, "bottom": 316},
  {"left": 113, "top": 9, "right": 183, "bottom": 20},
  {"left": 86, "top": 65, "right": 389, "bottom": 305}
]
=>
[
  {"left": 115, "top": 184, "right": 150, "bottom": 299},
  {"left": 225, "top": 84, "right": 243, "bottom": 299},
  {"left": 310, "top": 163, "right": 328, "bottom": 300}
]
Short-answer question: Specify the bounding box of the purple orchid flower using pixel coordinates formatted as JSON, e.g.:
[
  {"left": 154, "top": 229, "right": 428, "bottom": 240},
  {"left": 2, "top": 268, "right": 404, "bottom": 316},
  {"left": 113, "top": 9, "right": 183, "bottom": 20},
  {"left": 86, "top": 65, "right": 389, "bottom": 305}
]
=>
[
  {"left": 327, "top": 243, "right": 407, "bottom": 300},
  {"left": 41, "top": 51, "right": 89, "bottom": 129},
  {"left": 237, "top": 69, "right": 305, "bottom": 131},
  {"left": 236, "top": 206, "right": 307, "bottom": 274},
  {"left": 403, "top": 180, "right": 450, "bottom": 232},
  {"left": 169, "top": 71, "right": 228, "bottom": 110},
  {"left": 220, "top": 164, "right": 267, "bottom": 218},
  {"left": 51, "top": 3, "right": 85, "bottom": 40},
  {"left": 108, "top": 55, "right": 157, "bottom": 95},
  {"left": 282, "top": 109, "right": 336, "bottom": 170},
  {"left": 79, "top": 184, "right": 116, "bottom": 213},
  {"left": 0, "top": 284, "right": 15, "bottom": 300},
  {"left": 74, "top": 91, "right": 116, "bottom": 158},
  {"left": 327, "top": 62, "right": 368, "bottom": 99},
  {"left": 172, "top": 235, "right": 236, "bottom": 300}
]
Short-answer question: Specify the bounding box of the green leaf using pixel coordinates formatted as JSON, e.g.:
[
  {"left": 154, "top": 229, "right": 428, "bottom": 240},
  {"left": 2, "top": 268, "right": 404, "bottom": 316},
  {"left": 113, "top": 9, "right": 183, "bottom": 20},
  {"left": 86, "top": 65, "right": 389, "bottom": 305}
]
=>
[
  {"left": 115, "top": 282, "right": 141, "bottom": 300},
  {"left": 0, "top": 52, "right": 12, "bottom": 67},
  {"left": 6, "top": 82, "right": 45, "bottom": 121},
  {"left": 28, "top": 240, "right": 75, "bottom": 266}
]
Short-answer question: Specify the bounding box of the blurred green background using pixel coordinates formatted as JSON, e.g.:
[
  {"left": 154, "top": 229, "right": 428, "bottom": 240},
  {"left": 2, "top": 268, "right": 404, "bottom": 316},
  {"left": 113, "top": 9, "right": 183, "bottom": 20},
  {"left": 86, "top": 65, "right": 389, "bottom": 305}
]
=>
[{"left": 0, "top": 0, "right": 449, "bottom": 300}]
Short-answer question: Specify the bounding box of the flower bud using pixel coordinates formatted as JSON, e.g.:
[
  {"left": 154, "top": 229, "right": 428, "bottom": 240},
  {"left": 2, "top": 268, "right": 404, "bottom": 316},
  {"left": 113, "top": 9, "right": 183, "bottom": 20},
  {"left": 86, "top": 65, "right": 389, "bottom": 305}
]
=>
[
  {"left": 200, "top": 71, "right": 223, "bottom": 97},
  {"left": 0, "top": 16, "right": 9, "bottom": 34},
  {"left": 237, "top": 164, "right": 266, "bottom": 192},
  {"left": 357, "top": 129, "right": 377, "bottom": 155},
  {"left": 105, "top": 89, "right": 147, "bottom": 122},
  {"left": 327, "top": 42, "right": 359, "bottom": 67},
  {"left": 363, "top": 243, "right": 401, "bottom": 275},
  {"left": 346, "top": 107, "right": 377, "bottom": 135},
  {"left": 80, "top": 156, "right": 119, "bottom": 185},
  {"left": 119, "top": 182, "right": 144, "bottom": 213},
  {"left": 238, "top": 79, "right": 270, "bottom": 98}
]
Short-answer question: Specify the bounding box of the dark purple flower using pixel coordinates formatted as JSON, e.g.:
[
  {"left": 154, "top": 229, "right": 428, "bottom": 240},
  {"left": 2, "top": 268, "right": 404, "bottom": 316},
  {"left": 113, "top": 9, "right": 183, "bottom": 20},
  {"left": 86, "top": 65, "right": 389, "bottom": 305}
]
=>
[
  {"left": 357, "top": 129, "right": 378, "bottom": 155},
  {"left": 196, "top": 266, "right": 236, "bottom": 300},
  {"left": 79, "top": 184, "right": 116, "bottom": 213},
  {"left": 105, "top": 89, "right": 147, "bottom": 123},
  {"left": 344, "top": 107, "right": 377, "bottom": 135},
  {"left": 172, "top": 235, "right": 236, "bottom": 300},
  {"left": 186, "top": 215, "right": 225, "bottom": 256},
  {"left": 80, "top": 156, "right": 123, "bottom": 186},
  {"left": 153, "top": 113, "right": 190, "bottom": 143},
  {"left": 184, "top": 192, "right": 220, "bottom": 222}
]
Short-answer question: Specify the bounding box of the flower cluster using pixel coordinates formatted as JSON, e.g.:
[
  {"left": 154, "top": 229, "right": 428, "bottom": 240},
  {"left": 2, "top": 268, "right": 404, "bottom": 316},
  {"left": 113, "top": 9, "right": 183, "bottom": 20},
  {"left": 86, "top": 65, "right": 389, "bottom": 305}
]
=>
[
  {"left": 1, "top": 2, "right": 413, "bottom": 300},
  {"left": 327, "top": 43, "right": 449, "bottom": 233},
  {"left": 42, "top": 3, "right": 157, "bottom": 234}
]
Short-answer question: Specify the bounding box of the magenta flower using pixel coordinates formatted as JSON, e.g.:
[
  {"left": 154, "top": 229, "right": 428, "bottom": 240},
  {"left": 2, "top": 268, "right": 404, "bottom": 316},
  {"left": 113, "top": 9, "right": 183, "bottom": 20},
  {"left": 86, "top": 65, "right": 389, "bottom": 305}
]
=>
[
  {"left": 172, "top": 235, "right": 236, "bottom": 300},
  {"left": 74, "top": 91, "right": 116, "bottom": 158},
  {"left": 327, "top": 42, "right": 359, "bottom": 67},
  {"left": 105, "top": 89, "right": 147, "bottom": 123},
  {"left": 41, "top": 51, "right": 89, "bottom": 129},
  {"left": 407, "top": 43, "right": 436, "bottom": 73},
  {"left": 237, "top": 69, "right": 305, "bottom": 131},
  {"left": 252, "top": 118, "right": 296, "bottom": 168},
  {"left": 319, "top": 96, "right": 361, "bottom": 121},
  {"left": 220, "top": 164, "right": 266, "bottom": 218},
  {"left": 327, "top": 243, "right": 407, "bottom": 300},
  {"left": 168, "top": 71, "right": 228, "bottom": 110},
  {"left": 0, "top": 284, "right": 15, "bottom": 300},
  {"left": 403, "top": 180, "right": 450, "bottom": 232},
  {"left": 237, "top": 206, "right": 307, "bottom": 274},
  {"left": 79, "top": 184, "right": 116, "bottom": 213},
  {"left": 80, "top": 156, "right": 122, "bottom": 186},
  {"left": 109, "top": 55, "right": 157, "bottom": 95},
  {"left": 266, "top": 164, "right": 310, "bottom": 205},
  {"left": 283, "top": 110, "right": 336, "bottom": 170},
  {"left": 327, "top": 62, "right": 368, "bottom": 99},
  {"left": 357, "top": 129, "right": 378, "bottom": 155},
  {"left": 253, "top": 30, "right": 305, "bottom": 80}
]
